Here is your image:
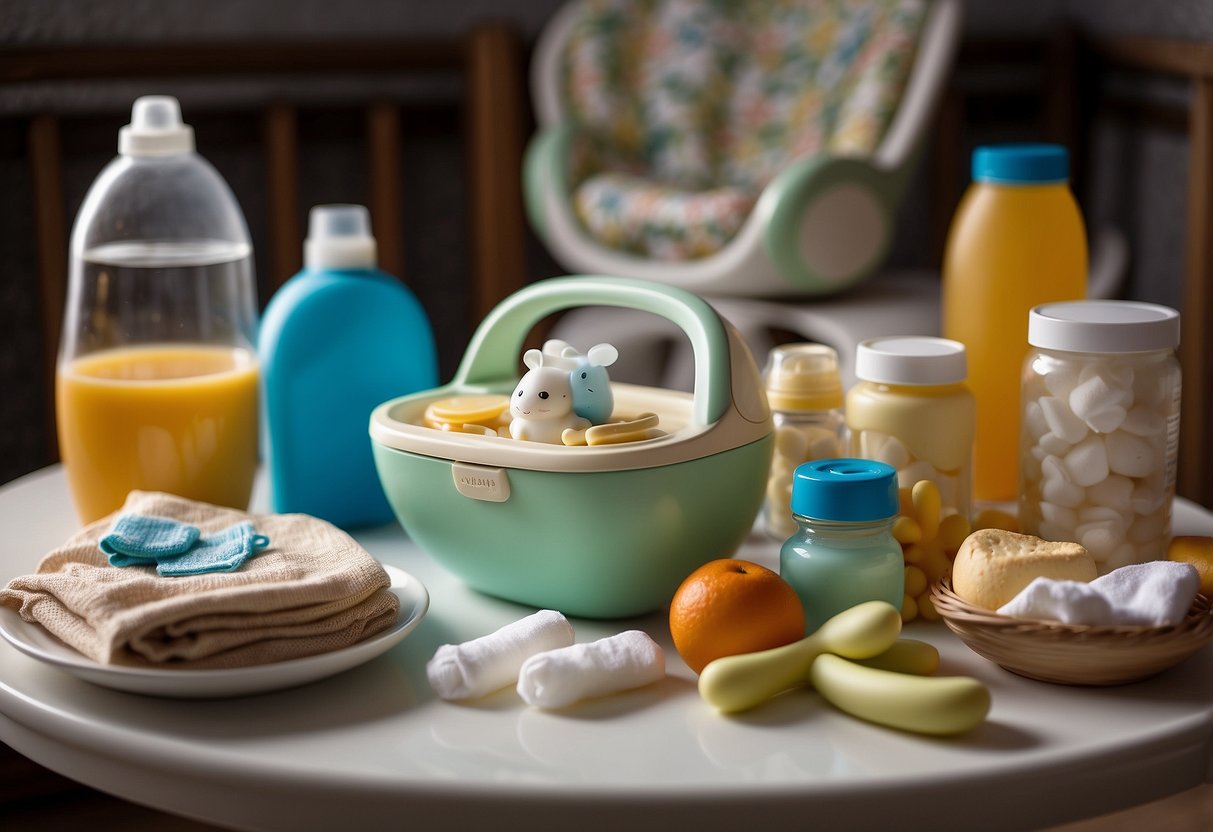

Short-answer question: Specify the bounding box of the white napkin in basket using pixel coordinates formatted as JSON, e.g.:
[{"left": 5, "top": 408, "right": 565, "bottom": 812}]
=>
[{"left": 997, "top": 561, "right": 1200, "bottom": 627}]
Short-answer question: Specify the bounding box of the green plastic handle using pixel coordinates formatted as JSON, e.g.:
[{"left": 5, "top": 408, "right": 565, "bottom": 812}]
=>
[{"left": 452, "top": 276, "right": 733, "bottom": 426}]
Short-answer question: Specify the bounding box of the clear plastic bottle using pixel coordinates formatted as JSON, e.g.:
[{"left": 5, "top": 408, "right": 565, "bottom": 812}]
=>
[
  {"left": 846, "top": 336, "right": 975, "bottom": 521},
  {"left": 780, "top": 459, "right": 903, "bottom": 634},
  {"left": 943, "top": 143, "right": 1087, "bottom": 504},
  {"left": 761, "top": 344, "right": 845, "bottom": 540},
  {"left": 1019, "top": 300, "right": 1181, "bottom": 573},
  {"left": 57, "top": 95, "right": 259, "bottom": 523},
  {"left": 259, "top": 205, "right": 439, "bottom": 528}
]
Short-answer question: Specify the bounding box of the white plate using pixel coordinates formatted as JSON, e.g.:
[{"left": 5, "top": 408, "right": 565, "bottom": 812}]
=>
[{"left": 0, "top": 564, "right": 428, "bottom": 698}]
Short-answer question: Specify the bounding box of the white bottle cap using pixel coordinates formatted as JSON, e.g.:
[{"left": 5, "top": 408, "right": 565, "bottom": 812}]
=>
[
  {"left": 304, "top": 204, "right": 379, "bottom": 270},
  {"left": 855, "top": 336, "right": 968, "bottom": 385},
  {"left": 118, "top": 95, "right": 195, "bottom": 156},
  {"left": 1028, "top": 300, "right": 1180, "bottom": 353}
]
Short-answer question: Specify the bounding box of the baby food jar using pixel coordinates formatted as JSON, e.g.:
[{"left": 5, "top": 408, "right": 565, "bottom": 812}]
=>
[
  {"left": 1019, "top": 300, "right": 1181, "bottom": 572},
  {"left": 846, "top": 337, "right": 975, "bottom": 520},
  {"left": 761, "top": 344, "right": 845, "bottom": 540},
  {"left": 780, "top": 459, "right": 903, "bottom": 634}
]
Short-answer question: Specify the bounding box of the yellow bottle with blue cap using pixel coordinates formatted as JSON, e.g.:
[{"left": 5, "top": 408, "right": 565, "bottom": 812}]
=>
[
  {"left": 779, "top": 459, "right": 903, "bottom": 634},
  {"left": 943, "top": 143, "right": 1087, "bottom": 503}
]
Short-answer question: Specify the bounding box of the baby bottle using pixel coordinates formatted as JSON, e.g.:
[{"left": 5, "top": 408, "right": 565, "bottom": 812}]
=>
[
  {"left": 846, "top": 336, "right": 975, "bottom": 520},
  {"left": 942, "top": 143, "right": 1087, "bottom": 503},
  {"left": 761, "top": 344, "right": 845, "bottom": 540},
  {"left": 57, "top": 95, "right": 259, "bottom": 523},
  {"left": 780, "top": 459, "right": 903, "bottom": 634},
  {"left": 1019, "top": 300, "right": 1181, "bottom": 573},
  {"left": 259, "top": 204, "right": 439, "bottom": 528}
]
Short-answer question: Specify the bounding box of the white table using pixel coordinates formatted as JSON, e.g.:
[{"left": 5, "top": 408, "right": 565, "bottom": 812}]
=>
[{"left": 1, "top": 466, "right": 1211, "bottom": 832}]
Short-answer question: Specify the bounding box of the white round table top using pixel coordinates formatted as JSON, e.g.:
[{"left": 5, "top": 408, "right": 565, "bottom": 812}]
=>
[{"left": 1, "top": 466, "right": 1211, "bottom": 832}]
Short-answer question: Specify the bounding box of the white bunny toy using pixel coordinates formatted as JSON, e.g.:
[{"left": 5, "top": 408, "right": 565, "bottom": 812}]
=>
[{"left": 509, "top": 348, "right": 591, "bottom": 443}]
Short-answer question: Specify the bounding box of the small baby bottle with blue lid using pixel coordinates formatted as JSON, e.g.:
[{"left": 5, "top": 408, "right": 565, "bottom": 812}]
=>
[{"left": 780, "top": 458, "right": 903, "bottom": 633}]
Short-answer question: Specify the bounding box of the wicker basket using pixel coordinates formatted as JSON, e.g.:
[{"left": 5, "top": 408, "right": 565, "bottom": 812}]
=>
[{"left": 930, "top": 580, "right": 1213, "bottom": 685}]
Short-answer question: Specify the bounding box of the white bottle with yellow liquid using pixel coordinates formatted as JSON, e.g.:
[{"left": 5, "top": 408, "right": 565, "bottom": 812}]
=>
[{"left": 57, "top": 96, "right": 259, "bottom": 523}]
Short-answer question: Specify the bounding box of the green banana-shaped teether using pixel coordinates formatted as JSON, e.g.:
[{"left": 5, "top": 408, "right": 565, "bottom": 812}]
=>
[
  {"left": 810, "top": 653, "right": 991, "bottom": 735},
  {"left": 698, "top": 601, "right": 902, "bottom": 714}
]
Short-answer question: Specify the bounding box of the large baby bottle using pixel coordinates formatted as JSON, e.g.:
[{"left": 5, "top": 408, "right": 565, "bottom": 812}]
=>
[
  {"left": 58, "top": 95, "right": 259, "bottom": 523},
  {"left": 942, "top": 144, "right": 1087, "bottom": 504},
  {"left": 259, "top": 204, "right": 438, "bottom": 528}
]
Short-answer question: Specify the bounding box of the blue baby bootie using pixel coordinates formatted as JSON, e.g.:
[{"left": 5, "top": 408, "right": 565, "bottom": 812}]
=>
[
  {"left": 100, "top": 515, "right": 201, "bottom": 567},
  {"left": 155, "top": 522, "right": 271, "bottom": 577}
]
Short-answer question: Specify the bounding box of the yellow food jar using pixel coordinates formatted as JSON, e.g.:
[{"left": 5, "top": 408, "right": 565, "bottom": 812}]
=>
[{"left": 846, "top": 337, "right": 975, "bottom": 521}]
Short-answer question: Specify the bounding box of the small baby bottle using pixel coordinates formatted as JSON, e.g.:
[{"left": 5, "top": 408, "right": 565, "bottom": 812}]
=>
[
  {"left": 780, "top": 459, "right": 903, "bottom": 634},
  {"left": 761, "top": 344, "right": 845, "bottom": 539}
]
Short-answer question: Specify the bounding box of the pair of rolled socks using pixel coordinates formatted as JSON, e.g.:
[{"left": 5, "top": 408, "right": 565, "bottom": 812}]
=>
[
  {"left": 425, "top": 610, "right": 665, "bottom": 708},
  {"left": 997, "top": 561, "right": 1200, "bottom": 627}
]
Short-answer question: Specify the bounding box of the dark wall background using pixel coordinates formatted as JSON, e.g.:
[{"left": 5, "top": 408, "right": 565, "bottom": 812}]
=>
[{"left": 2, "top": 0, "right": 1211, "bottom": 490}]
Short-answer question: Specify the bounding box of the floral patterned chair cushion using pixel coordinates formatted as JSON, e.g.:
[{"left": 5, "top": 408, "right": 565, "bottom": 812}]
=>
[{"left": 560, "top": 0, "right": 928, "bottom": 260}]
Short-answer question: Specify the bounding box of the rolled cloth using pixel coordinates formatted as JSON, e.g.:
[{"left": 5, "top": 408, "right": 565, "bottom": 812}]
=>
[{"left": 0, "top": 491, "right": 399, "bottom": 668}]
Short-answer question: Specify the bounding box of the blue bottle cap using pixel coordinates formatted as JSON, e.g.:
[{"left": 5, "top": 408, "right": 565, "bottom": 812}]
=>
[
  {"left": 972, "top": 144, "right": 1069, "bottom": 185},
  {"left": 790, "top": 458, "right": 899, "bottom": 522}
]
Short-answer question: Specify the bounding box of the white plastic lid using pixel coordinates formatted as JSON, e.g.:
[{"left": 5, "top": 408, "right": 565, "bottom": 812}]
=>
[
  {"left": 1028, "top": 300, "right": 1180, "bottom": 353},
  {"left": 118, "top": 95, "right": 195, "bottom": 156},
  {"left": 304, "top": 204, "right": 379, "bottom": 270},
  {"left": 855, "top": 336, "right": 968, "bottom": 385}
]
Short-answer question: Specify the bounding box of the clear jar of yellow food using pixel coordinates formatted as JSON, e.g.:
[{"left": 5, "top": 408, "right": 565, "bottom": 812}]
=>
[
  {"left": 846, "top": 337, "right": 975, "bottom": 521},
  {"left": 761, "top": 344, "right": 845, "bottom": 540}
]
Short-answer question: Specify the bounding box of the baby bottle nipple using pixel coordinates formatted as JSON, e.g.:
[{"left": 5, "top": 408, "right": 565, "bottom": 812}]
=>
[
  {"left": 765, "top": 344, "right": 844, "bottom": 412},
  {"left": 304, "top": 204, "right": 378, "bottom": 269},
  {"left": 119, "top": 95, "right": 195, "bottom": 156}
]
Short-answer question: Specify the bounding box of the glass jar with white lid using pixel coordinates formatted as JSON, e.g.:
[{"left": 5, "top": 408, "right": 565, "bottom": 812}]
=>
[{"left": 1018, "top": 300, "right": 1181, "bottom": 572}]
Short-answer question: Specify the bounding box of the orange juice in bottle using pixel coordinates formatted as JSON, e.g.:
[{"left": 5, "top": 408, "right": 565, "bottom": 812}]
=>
[
  {"left": 57, "top": 344, "right": 259, "bottom": 523},
  {"left": 942, "top": 144, "right": 1087, "bottom": 503},
  {"left": 58, "top": 96, "right": 259, "bottom": 523}
]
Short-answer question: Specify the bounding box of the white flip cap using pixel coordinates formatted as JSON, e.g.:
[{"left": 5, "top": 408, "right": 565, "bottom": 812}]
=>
[
  {"left": 304, "top": 204, "right": 378, "bottom": 270},
  {"left": 119, "top": 95, "right": 195, "bottom": 156}
]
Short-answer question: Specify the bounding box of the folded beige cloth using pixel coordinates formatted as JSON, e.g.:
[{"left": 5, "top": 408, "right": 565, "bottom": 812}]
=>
[{"left": 0, "top": 491, "right": 400, "bottom": 669}]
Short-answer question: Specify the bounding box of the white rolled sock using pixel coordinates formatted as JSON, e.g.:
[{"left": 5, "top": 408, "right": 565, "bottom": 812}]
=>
[
  {"left": 427, "top": 610, "right": 575, "bottom": 700},
  {"left": 516, "top": 630, "right": 665, "bottom": 709}
]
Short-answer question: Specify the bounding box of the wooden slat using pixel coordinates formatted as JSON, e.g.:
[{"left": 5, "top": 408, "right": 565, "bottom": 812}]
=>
[
  {"left": 366, "top": 101, "right": 405, "bottom": 281},
  {"left": 1180, "top": 77, "right": 1213, "bottom": 506},
  {"left": 1095, "top": 36, "right": 1213, "bottom": 81},
  {"left": 465, "top": 23, "right": 528, "bottom": 323},
  {"left": 28, "top": 114, "right": 65, "bottom": 462},
  {"left": 0, "top": 42, "right": 462, "bottom": 83},
  {"left": 263, "top": 103, "right": 301, "bottom": 294}
]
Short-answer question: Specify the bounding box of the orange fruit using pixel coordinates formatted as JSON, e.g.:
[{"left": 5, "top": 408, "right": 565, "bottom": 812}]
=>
[
  {"left": 1169, "top": 536, "right": 1213, "bottom": 597},
  {"left": 668, "top": 558, "right": 805, "bottom": 674}
]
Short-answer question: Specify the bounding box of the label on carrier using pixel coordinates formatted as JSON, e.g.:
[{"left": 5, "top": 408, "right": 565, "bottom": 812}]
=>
[{"left": 451, "top": 463, "right": 512, "bottom": 503}]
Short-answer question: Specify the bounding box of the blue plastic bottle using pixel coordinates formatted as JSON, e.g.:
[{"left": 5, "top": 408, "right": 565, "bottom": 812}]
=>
[{"left": 259, "top": 205, "right": 438, "bottom": 527}]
